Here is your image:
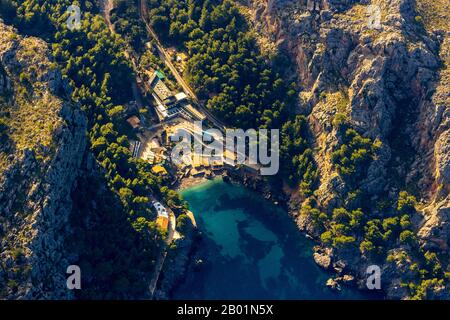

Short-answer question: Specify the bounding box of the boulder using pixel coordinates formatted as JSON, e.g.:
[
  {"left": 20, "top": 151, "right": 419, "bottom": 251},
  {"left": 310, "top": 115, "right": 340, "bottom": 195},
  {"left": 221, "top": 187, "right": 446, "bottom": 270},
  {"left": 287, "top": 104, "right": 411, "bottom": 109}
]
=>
[{"left": 313, "top": 247, "right": 333, "bottom": 269}]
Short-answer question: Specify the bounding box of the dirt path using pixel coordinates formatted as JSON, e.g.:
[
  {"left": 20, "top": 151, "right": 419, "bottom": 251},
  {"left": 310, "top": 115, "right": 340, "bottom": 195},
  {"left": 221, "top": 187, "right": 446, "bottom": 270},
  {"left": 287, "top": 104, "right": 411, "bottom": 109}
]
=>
[{"left": 148, "top": 208, "right": 177, "bottom": 298}]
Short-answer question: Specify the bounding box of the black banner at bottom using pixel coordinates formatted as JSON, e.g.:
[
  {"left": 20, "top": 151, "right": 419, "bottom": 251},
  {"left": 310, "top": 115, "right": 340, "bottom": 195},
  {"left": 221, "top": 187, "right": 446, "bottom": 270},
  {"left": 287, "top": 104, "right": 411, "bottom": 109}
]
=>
[{"left": 0, "top": 300, "right": 447, "bottom": 318}]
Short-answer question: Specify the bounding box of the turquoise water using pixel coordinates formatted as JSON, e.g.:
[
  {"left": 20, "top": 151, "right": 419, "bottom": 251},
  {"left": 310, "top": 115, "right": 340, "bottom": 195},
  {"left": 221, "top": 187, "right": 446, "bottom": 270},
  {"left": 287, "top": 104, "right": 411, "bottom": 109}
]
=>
[{"left": 173, "top": 178, "right": 369, "bottom": 300}]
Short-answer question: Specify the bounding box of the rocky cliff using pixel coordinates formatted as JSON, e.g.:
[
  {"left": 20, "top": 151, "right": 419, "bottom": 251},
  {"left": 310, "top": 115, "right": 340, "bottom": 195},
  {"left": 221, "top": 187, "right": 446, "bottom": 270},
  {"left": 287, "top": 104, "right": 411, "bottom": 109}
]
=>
[
  {"left": 242, "top": 0, "right": 449, "bottom": 298},
  {"left": 0, "top": 21, "right": 87, "bottom": 299}
]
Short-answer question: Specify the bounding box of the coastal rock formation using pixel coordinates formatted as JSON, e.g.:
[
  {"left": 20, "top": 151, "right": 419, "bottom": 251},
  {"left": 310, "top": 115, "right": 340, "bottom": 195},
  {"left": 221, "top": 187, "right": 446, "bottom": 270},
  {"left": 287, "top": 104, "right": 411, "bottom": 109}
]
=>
[
  {"left": 313, "top": 247, "right": 332, "bottom": 269},
  {"left": 243, "top": 0, "right": 449, "bottom": 298},
  {"left": 0, "top": 22, "right": 87, "bottom": 299}
]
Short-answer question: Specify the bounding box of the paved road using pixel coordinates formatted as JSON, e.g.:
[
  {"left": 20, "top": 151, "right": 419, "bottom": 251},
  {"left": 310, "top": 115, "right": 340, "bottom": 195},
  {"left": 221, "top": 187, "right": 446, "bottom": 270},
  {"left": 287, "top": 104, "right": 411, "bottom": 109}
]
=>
[
  {"left": 100, "top": 4, "right": 173, "bottom": 298},
  {"left": 138, "top": 0, "right": 226, "bottom": 131},
  {"left": 148, "top": 251, "right": 167, "bottom": 298},
  {"left": 101, "top": 0, "right": 144, "bottom": 108},
  {"left": 147, "top": 203, "right": 177, "bottom": 298},
  {"left": 100, "top": 2, "right": 258, "bottom": 297}
]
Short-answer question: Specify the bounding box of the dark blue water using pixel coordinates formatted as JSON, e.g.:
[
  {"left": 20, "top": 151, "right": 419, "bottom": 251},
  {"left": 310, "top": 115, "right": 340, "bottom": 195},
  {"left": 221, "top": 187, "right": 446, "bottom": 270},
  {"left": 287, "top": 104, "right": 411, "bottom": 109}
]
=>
[{"left": 173, "top": 178, "right": 369, "bottom": 300}]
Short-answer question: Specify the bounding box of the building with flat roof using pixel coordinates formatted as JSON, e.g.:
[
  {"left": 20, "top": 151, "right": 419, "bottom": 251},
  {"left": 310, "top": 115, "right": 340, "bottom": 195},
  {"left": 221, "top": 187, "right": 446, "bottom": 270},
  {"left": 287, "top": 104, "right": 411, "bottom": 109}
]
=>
[
  {"left": 154, "top": 99, "right": 169, "bottom": 119},
  {"left": 149, "top": 71, "right": 206, "bottom": 121},
  {"left": 155, "top": 70, "right": 165, "bottom": 79},
  {"left": 153, "top": 201, "right": 168, "bottom": 217},
  {"left": 153, "top": 200, "right": 169, "bottom": 230},
  {"left": 143, "top": 150, "right": 155, "bottom": 163},
  {"left": 157, "top": 215, "right": 169, "bottom": 231},
  {"left": 152, "top": 165, "right": 168, "bottom": 175},
  {"left": 150, "top": 71, "right": 184, "bottom": 120},
  {"left": 175, "top": 92, "right": 188, "bottom": 102},
  {"left": 150, "top": 74, "right": 173, "bottom": 103}
]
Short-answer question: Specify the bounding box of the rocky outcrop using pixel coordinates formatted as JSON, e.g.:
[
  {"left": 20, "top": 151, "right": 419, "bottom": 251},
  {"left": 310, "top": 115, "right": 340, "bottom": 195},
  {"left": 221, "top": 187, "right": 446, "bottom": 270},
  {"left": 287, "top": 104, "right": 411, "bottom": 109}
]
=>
[
  {"left": 0, "top": 22, "right": 87, "bottom": 299},
  {"left": 154, "top": 229, "right": 197, "bottom": 300},
  {"left": 313, "top": 247, "right": 332, "bottom": 269},
  {"left": 244, "top": 0, "right": 449, "bottom": 298}
]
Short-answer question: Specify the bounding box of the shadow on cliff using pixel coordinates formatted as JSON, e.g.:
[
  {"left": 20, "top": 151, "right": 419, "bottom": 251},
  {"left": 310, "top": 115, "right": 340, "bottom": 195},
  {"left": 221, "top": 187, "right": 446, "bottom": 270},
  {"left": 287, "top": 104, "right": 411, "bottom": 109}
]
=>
[{"left": 67, "top": 162, "right": 158, "bottom": 299}]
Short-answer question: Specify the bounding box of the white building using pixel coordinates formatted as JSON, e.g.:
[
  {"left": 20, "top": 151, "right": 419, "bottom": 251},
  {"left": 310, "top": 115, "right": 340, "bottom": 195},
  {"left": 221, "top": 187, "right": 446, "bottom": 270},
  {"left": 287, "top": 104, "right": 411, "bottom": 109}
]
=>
[{"left": 152, "top": 201, "right": 168, "bottom": 218}]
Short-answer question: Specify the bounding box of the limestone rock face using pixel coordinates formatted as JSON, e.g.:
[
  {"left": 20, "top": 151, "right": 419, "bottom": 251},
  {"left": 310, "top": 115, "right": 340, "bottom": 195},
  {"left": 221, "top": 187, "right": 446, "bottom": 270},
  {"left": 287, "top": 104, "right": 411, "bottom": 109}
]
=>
[
  {"left": 245, "top": 0, "right": 449, "bottom": 298},
  {"left": 313, "top": 247, "right": 332, "bottom": 269},
  {"left": 419, "top": 198, "right": 450, "bottom": 251},
  {"left": 435, "top": 131, "right": 450, "bottom": 185},
  {"left": 0, "top": 22, "right": 87, "bottom": 299}
]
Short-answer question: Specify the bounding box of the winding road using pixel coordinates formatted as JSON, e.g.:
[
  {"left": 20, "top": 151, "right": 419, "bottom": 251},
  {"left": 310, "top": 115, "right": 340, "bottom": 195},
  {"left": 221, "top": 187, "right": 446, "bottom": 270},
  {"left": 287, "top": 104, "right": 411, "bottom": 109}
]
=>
[
  {"left": 100, "top": 0, "right": 256, "bottom": 298},
  {"left": 138, "top": 0, "right": 226, "bottom": 131},
  {"left": 100, "top": 1, "right": 176, "bottom": 298}
]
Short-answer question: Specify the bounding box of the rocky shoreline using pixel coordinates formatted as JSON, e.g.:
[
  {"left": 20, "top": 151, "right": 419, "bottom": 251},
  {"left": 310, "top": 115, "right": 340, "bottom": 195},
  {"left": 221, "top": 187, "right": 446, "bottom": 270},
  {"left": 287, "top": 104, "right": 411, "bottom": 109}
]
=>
[
  {"left": 226, "top": 172, "right": 376, "bottom": 296},
  {"left": 240, "top": 0, "right": 450, "bottom": 300},
  {"left": 156, "top": 168, "right": 282, "bottom": 299},
  {"left": 161, "top": 167, "right": 373, "bottom": 299}
]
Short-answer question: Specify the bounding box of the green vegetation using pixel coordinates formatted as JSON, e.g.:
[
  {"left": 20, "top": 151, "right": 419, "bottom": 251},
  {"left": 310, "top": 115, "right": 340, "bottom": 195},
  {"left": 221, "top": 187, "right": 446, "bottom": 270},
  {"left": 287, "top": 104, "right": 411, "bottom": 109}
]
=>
[
  {"left": 416, "top": 0, "right": 450, "bottom": 31},
  {"left": 147, "top": 0, "right": 315, "bottom": 193},
  {"left": 1, "top": 0, "right": 447, "bottom": 300},
  {"left": 147, "top": 0, "right": 295, "bottom": 129},
  {"left": 280, "top": 115, "right": 317, "bottom": 195},
  {"left": 176, "top": 214, "right": 192, "bottom": 235},
  {"left": 313, "top": 185, "right": 448, "bottom": 298},
  {"left": 68, "top": 170, "right": 162, "bottom": 298},
  {"left": 302, "top": 114, "right": 448, "bottom": 299},
  {"left": 0, "top": 118, "right": 7, "bottom": 143},
  {"left": 0, "top": 24, "right": 67, "bottom": 172},
  {"left": 110, "top": 0, "right": 147, "bottom": 51},
  {"left": 331, "top": 121, "right": 381, "bottom": 186},
  {"left": 0, "top": 0, "right": 187, "bottom": 298}
]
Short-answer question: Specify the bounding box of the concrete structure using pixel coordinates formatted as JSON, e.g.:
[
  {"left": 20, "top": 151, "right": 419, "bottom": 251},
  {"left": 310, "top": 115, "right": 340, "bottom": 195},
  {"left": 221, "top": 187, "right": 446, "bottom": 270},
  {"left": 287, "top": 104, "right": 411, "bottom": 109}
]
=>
[
  {"left": 183, "top": 104, "right": 206, "bottom": 121},
  {"left": 149, "top": 71, "right": 173, "bottom": 102},
  {"left": 149, "top": 71, "right": 206, "bottom": 121},
  {"left": 156, "top": 215, "right": 169, "bottom": 230},
  {"left": 130, "top": 140, "right": 141, "bottom": 158},
  {"left": 153, "top": 201, "right": 169, "bottom": 231},
  {"left": 175, "top": 92, "right": 188, "bottom": 102},
  {"left": 143, "top": 150, "right": 155, "bottom": 163},
  {"left": 152, "top": 165, "right": 168, "bottom": 175},
  {"left": 149, "top": 71, "right": 176, "bottom": 120}
]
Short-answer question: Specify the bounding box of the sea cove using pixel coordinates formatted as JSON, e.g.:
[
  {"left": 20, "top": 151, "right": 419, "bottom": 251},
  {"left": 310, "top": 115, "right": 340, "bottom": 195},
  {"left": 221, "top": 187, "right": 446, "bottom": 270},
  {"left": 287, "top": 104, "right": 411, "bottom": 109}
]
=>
[{"left": 172, "top": 178, "right": 369, "bottom": 300}]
